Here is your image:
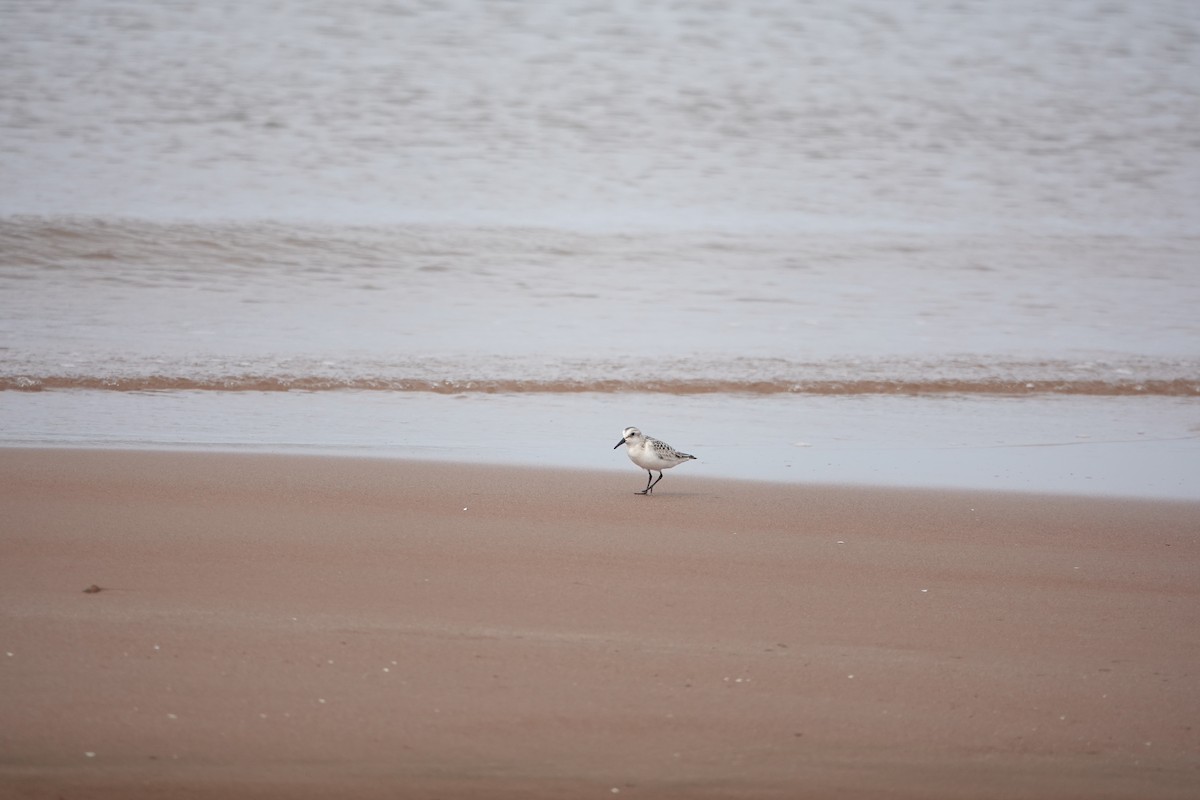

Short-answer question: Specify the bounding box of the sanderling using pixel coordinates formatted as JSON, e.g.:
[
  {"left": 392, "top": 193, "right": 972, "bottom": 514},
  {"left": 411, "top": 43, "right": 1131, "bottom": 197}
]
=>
[{"left": 613, "top": 427, "right": 697, "bottom": 495}]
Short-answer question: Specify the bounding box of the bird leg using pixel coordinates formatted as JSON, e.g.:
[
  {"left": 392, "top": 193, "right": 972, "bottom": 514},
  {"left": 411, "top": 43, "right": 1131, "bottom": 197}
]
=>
[{"left": 638, "top": 470, "right": 665, "bottom": 495}]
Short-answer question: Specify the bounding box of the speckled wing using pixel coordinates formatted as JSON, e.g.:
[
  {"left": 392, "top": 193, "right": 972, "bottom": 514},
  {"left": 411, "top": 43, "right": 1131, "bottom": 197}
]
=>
[{"left": 649, "top": 437, "right": 695, "bottom": 461}]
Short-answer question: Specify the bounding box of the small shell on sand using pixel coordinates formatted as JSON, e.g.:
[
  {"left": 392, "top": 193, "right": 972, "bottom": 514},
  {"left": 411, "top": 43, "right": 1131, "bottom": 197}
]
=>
[{"left": 83, "top": 584, "right": 102, "bottom": 594}]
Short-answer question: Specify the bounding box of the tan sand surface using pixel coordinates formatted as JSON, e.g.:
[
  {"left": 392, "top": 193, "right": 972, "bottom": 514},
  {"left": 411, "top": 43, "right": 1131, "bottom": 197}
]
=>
[{"left": 1, "top": 449, "right": 1198, "bottom": 798}]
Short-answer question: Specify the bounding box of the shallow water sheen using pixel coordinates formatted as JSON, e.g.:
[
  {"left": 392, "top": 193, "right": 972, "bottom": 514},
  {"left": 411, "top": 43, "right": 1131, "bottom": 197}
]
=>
[{"left": 2, "top": 390, "right": 1198, "bottom": 500}]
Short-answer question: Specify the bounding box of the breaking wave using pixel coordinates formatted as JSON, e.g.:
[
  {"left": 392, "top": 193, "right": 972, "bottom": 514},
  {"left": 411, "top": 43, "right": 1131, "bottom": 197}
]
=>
[{"left": 3, "top": 373, "right": 1196, "bottom": 396}]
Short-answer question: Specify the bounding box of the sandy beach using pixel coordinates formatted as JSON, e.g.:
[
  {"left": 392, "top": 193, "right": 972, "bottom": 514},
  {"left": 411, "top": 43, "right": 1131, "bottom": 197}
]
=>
[{"left": 1, "top": 448, "right": 1197, "bottom": 798}]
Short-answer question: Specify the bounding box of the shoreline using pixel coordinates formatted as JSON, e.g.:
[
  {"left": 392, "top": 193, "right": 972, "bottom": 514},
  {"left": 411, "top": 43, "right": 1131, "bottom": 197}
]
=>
[
  {"left": 2, "top": 448, "right": 1198, "bottom": 798},
  {"left": 3, "top": 388, "right": 1198, "bottom": 502},
  {"left": 5, "top": 440, "right": 1200, "bottom": 503}
]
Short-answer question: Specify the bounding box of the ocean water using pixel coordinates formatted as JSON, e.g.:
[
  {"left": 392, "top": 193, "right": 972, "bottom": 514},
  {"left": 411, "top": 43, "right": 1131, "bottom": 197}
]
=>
[{"left": 2, "top": 0, "right": 1198, "bottom": 498}]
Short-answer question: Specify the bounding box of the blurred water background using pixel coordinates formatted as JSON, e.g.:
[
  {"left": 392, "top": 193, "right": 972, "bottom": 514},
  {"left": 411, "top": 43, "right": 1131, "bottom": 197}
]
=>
[{"left": 2, "top": 0, "right": 1198, "bottom": 497}]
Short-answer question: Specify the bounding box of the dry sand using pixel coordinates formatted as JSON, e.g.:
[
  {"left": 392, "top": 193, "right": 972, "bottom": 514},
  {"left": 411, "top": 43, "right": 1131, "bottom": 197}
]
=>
[{"left": 1, "top": 448, "right": 1198, "bottom": 799}]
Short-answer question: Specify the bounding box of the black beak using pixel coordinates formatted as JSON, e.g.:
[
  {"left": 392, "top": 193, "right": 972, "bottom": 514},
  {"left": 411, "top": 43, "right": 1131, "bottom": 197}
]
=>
[{"left": 613, "top": 438, "right": 626, "bottom": 449}]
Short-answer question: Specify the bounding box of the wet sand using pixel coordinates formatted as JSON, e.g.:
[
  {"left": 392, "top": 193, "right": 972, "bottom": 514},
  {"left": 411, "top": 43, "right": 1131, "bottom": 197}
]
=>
[{"left": 1, "top": 448, "right": 1198, "bottom": 799}]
